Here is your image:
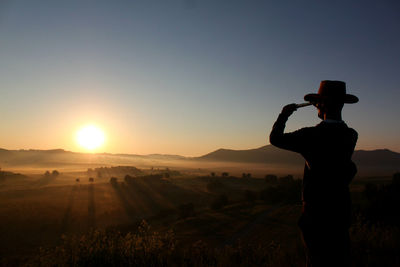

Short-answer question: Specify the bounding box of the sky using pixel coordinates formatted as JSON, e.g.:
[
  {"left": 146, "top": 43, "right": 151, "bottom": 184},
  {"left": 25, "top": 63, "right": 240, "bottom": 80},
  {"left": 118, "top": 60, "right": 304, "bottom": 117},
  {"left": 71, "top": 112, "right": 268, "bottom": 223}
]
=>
[{"left": 0, "top": 0, "right": 399, "bottom": 156}]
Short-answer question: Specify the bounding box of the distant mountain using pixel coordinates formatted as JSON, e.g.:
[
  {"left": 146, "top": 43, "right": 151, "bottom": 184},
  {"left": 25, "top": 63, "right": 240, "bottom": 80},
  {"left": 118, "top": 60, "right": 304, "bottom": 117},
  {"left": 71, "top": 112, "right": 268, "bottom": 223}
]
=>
[
  {"left": 197, "top": 145, "right": 303, "bottom": 165},
  {"left": 0, "top": 148, "right": 186, "bottom": 168},
  {"left": 115, "top": 153, "right": 186, "bottom": 160},
  {"left": 0, "top": 146, "right": 398, "bottom": 176},
  {"left": 352, "top": 149, "right": 400, "bottom": 175},
  {"left": 197, "top": 145, "right": 400, "bottom": 176}
]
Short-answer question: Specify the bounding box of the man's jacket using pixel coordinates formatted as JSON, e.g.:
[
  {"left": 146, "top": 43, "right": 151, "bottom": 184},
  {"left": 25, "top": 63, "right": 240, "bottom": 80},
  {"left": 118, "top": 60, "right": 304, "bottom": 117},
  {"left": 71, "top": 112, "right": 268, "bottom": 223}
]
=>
[{"left": 270, "top": 113, "right": 358, "bottom": 228}]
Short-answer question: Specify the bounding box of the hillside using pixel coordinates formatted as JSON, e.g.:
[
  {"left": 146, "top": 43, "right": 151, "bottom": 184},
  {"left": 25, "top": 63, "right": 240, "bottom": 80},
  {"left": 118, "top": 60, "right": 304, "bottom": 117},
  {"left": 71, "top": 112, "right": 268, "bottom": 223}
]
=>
[
  {"left": 197, "top": 145, "right": 303, "bottom": 165},
  {"left": 0, "top": 146, "right": 398, "bottom": 176},
  {"left": 197, "top": 145, "right": 400, "bottom": 176},
  {"left": 0, "top": 149, "right": 184, "bottom": 170}
]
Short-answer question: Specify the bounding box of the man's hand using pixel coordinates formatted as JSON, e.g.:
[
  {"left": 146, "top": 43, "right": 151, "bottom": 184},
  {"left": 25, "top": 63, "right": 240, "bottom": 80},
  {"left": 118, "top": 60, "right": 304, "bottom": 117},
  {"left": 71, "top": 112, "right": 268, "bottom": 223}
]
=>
[{"left": 281, "top": 103, "right": 298, "bottom": 117}]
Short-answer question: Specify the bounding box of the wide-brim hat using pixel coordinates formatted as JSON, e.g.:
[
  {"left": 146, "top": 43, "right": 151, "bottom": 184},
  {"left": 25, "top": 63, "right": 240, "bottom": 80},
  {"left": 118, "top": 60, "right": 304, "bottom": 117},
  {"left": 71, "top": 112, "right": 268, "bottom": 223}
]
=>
[{"left": 304, "top": 80, "right": 359, "bottom": 104}]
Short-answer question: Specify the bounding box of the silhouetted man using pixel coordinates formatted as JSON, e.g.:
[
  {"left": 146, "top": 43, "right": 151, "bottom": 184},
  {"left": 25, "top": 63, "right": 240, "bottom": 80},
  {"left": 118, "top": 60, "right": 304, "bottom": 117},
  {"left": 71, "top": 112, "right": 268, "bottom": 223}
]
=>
[{"left": 269, "top": 80, "right": 358, "bottom": 267}]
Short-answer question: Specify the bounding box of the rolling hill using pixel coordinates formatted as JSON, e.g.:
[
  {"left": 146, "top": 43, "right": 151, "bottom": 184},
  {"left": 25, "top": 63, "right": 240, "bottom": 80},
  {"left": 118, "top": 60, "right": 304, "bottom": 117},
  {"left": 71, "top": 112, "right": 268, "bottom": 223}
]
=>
[
  {"left": 0, "top": 146, "right": 398, "bottom": 176},
  {"left": 197, "top": 145, "right": 400, "bottom": 176},
  {"left": 197, "top": 145, "right": 303, "bottom": 164}
]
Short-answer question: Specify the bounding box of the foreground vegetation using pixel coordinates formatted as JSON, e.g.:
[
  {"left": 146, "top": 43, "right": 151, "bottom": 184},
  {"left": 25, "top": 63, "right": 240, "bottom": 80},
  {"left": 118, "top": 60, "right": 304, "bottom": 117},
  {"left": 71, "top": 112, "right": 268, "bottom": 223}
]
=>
[
  {"left": 30, "top": 220, "right": 301, "bottom": 267},
  {"left": 27, "top": 216, "right": 400, "bottom": 267}
]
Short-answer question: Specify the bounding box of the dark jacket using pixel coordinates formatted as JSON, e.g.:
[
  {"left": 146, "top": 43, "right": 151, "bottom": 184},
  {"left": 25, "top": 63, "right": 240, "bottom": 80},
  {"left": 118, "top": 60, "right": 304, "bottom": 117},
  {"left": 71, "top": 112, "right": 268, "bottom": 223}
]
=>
[{"left": 270, "top": 113, "right": 358, "bottom": 228}]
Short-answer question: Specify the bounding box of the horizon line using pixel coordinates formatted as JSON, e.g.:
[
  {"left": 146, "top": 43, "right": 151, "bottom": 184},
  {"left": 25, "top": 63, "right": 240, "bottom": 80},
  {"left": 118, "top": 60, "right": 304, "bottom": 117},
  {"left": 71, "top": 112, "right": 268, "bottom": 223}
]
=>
[{"left": 1, "top": 145, "right": 399, "bottom": 157}]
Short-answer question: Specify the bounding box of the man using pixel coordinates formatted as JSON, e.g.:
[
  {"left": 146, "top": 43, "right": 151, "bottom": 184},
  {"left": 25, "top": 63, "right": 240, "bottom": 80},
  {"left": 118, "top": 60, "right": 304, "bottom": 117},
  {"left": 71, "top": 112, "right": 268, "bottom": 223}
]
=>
[{"left": 269, "top": 80, "right": 358, "bottom": 267}]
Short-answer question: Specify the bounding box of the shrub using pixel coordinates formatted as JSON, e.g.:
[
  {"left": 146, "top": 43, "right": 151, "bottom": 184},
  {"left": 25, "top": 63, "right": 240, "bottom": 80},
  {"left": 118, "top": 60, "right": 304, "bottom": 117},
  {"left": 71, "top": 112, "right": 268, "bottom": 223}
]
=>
[
  {"left": 109, "top": 177, "right": 118, "bottom": 185},
  {"left": 221, "top": 172, "right": 229, "bottom": 177},
  {"left": 242, "top": 173, "right": 251, "bottom": 178}
]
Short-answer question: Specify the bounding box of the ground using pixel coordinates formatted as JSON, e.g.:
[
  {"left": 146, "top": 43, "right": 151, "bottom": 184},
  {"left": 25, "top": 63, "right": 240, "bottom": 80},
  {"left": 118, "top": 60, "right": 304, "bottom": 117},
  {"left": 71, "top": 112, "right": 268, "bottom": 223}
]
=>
[{"left": 0, "top": 167, "right": 395, "bottom": 266}]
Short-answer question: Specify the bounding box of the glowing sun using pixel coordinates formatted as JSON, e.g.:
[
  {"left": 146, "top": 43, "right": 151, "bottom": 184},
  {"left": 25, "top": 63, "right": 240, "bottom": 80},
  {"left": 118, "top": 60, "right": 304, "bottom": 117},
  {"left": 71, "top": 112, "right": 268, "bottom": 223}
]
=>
[{"left": 76, "top": 125, "right": 105, "bottom": 151}]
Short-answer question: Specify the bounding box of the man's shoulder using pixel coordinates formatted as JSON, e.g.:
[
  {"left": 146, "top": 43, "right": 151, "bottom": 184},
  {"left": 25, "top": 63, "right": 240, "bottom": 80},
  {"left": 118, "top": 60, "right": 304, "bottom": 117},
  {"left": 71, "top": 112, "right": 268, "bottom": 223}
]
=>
[
  {"left": 317, "top": 121, "right": 358, "bottom": 137},
  {"left": 340, "top": 122, "right": 358, "bottom": 137}
]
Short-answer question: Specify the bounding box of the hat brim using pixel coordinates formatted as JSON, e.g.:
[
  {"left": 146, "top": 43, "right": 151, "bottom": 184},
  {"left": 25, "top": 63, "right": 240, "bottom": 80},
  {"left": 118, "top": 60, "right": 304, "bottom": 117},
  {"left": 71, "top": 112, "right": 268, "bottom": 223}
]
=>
[{"left": 304, "top": 93, "right": 359, "bottom": 104}]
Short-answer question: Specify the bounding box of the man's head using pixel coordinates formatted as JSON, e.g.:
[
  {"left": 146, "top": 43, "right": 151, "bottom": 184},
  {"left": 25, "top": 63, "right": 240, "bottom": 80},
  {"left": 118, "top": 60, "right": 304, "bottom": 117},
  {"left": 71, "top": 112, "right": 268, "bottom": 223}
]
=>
[
  {"left": 304, "top": 80, "right": 358, "bottom": 120},
  {"left": 314, "top": 99, "right": 344, "bottom": 120}
]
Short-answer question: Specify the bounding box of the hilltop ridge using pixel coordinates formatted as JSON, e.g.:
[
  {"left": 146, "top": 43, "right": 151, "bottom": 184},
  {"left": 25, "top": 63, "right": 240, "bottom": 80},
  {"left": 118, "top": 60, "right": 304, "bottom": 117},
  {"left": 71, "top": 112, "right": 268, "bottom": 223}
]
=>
[{"left": 0, "top": 146, "right": 398, "bottom": 176}]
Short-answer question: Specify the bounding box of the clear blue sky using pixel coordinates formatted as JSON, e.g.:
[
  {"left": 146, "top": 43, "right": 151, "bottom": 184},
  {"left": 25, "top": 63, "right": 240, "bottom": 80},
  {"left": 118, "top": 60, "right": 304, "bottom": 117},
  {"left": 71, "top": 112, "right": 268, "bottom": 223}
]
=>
[{"left": 0, "top": 0, "right": 399, "bottom": 155}]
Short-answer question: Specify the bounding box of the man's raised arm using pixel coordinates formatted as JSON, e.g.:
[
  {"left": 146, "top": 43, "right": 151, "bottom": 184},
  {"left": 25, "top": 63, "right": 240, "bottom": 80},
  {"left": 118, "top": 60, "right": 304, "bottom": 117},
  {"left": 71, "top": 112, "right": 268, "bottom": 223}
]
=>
[{"left": 269, "top": 103, "right": 305, "bottom": 153}]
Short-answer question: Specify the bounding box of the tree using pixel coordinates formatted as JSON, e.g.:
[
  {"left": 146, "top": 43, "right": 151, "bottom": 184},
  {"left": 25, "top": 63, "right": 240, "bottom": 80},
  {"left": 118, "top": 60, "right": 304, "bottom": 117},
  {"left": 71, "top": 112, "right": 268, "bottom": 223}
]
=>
[
  {"left": 109, "top": 177, "right": 118, "bottom": 185},
  {"left": 52, "top": 170, "right": 60, "bottom": 177}
]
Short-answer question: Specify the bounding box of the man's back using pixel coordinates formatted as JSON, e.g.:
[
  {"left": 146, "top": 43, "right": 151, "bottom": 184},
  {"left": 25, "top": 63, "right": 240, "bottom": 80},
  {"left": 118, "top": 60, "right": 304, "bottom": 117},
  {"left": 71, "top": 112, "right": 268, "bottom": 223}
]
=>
[
  {"left": 270, "top": 120, "right": 357, "bottom": 226},
  {"left": 297, "top": 122, "right": 357, "bottom": 201}
]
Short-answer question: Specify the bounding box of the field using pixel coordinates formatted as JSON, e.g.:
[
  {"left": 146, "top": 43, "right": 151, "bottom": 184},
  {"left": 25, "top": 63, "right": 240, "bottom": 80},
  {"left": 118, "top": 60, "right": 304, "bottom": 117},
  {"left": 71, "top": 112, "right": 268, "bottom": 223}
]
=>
[{"left": 0, "top": 165, "right": 399, "bottom": 266}]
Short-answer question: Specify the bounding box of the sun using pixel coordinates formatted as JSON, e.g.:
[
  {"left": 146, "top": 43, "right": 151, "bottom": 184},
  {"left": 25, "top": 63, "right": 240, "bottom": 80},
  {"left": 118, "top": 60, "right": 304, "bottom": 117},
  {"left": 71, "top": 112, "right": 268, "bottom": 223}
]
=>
[{"left": 76, "top": 125, "right": 105, "bottom": 151}]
